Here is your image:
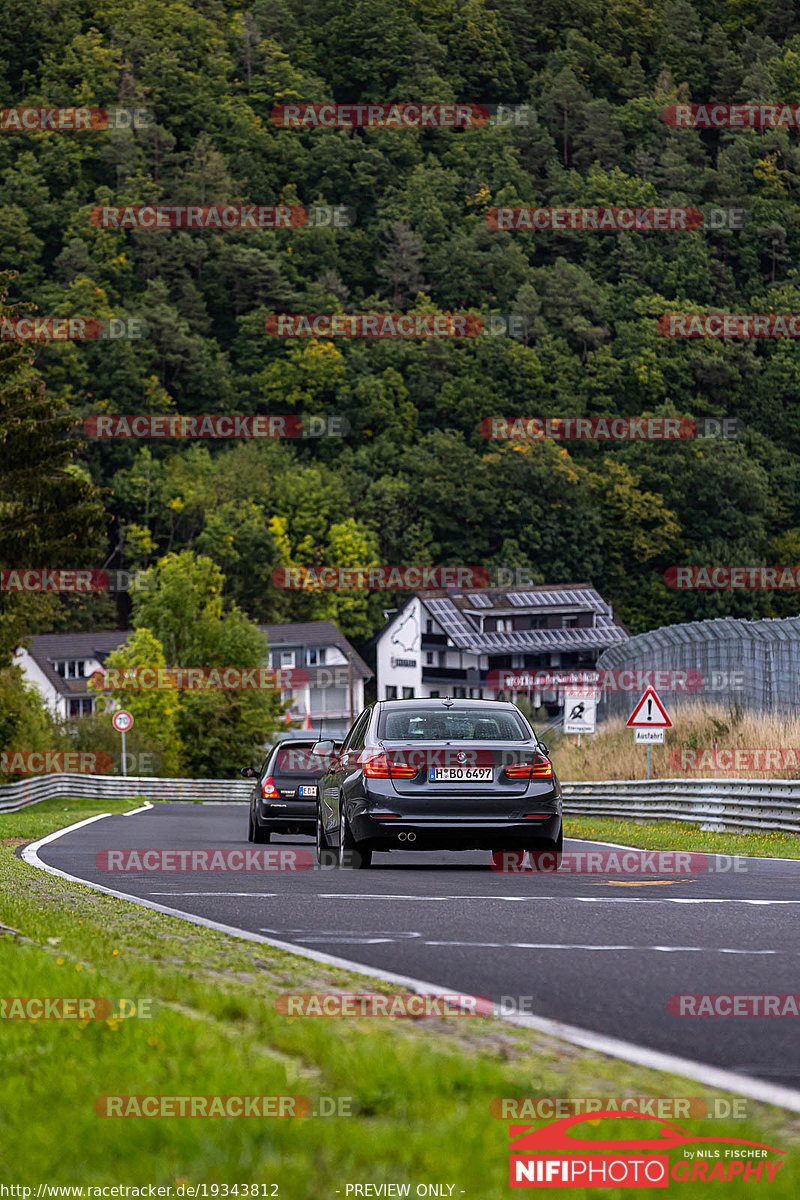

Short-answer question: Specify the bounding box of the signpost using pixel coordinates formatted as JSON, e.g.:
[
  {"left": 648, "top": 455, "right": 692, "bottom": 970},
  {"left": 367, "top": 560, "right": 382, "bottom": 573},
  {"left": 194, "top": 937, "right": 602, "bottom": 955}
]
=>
[
  {"left": 626, "top": 686, "right": 671, "bottom": 780},
  {"left": 112, "top": 709, "right": 134, "bottom": 777},
  {"left": 563, "top": 687, "right": 597, "bottom": 747}
]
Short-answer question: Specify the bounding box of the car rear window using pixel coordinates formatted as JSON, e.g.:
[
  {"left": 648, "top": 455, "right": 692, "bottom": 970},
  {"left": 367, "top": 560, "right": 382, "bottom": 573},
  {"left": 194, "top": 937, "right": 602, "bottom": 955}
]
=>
[
  {"left": 273, "top": 747, "right": 328, "bottom": 773},
  {"left": 378, "top": 707, "right": 529, "bottom": 741}
]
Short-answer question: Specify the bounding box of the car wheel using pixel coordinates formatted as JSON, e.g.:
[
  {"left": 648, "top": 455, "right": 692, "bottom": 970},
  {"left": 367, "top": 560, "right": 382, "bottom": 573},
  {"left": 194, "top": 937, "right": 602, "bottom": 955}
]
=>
[
  {"left": 247, "top": 808, "right": 255, "bottom": 843},
  {"left": 528, "top": 825, "right": 563, "bottom": 872},
  {"left": 316, "top": 808, "right": 336, "bottom": 868},
  {"left": 338, "top": 802, "right": 372, "bottom": 869},
  {"left": 252, "top": 815, "right": 271, "bottom": 844}
]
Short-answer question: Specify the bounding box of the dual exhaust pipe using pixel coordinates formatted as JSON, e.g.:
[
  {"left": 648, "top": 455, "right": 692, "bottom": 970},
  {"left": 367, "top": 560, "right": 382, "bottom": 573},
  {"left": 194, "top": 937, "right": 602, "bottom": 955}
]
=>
[{"left": 397, "top": 831, "right": 417, "bottom": 842}]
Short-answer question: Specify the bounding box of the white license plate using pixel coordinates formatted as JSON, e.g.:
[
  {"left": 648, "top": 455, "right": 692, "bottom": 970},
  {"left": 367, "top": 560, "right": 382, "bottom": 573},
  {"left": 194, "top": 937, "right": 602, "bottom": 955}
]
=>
[
  {"left": 428, "top": 767, "right": 493, "bottom": 782},
  {"left": 299, "top": 785, "right": 317, "bottom": 796}
]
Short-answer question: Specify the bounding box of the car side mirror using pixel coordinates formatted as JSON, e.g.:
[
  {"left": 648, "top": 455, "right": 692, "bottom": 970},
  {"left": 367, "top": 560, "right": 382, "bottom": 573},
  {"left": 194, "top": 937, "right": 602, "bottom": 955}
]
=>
[
  {"left": 240, "top": 766, "right": 258, "bottom": 779},
  {"left": 538, "top": 743, "right": 549, "bottom": 757}
]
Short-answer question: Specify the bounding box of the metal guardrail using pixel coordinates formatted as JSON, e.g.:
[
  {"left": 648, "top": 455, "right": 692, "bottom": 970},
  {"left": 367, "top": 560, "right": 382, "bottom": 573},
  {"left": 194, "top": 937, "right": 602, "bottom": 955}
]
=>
[
  {"left": 0, "top": 774, "right": 250, "bottom": 813},
  {"left": 562, "top": 778, "right": 800, "bottom": 834},
  {"left": 1, "top": 774, "right": 799, "bottom": 834}
]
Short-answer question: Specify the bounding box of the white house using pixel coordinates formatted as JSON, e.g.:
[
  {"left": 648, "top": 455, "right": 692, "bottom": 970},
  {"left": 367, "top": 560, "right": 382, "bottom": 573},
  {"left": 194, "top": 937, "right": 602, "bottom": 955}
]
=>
[
  {"left": 15, "top": 621, "right": 372, "bottom": 738},
  {"left": 376, "top": 583, "right": 628, "bottom": 712}
]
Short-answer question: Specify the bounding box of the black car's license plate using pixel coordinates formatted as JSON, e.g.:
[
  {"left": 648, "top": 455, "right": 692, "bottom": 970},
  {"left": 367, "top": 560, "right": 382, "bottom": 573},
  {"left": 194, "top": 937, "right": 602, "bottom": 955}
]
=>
[
  {"left": 299, "top": 785, "right": 317, "bottom": 796},
  {"left": 428, "top": 767, "right": 493, "bottom": 781}
]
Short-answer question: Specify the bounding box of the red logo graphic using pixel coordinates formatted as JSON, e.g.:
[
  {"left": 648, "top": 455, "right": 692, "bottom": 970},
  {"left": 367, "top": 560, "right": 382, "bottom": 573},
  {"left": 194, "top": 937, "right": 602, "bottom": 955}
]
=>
[{"left": 509, "top": 1112, "right": 784, "bottom": 1187}]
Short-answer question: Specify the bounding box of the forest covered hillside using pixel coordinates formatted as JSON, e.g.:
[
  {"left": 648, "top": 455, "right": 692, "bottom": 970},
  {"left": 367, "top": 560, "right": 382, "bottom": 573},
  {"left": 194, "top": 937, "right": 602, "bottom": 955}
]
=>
[{"left": 3, "top": 0, "right": 800, "bottom": 658}]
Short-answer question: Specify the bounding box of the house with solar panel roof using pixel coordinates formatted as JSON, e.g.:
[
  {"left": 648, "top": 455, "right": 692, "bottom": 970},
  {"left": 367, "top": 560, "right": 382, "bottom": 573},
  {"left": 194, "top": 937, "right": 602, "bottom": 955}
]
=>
[{"left": 376, "top": 583, "right": 628, "bottom": 715}]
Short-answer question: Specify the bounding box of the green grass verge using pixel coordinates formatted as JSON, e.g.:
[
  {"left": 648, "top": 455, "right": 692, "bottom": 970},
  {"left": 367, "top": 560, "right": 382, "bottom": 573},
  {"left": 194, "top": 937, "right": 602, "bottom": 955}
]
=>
[
  {"left": 567, "top": 815, "right": 800, "bottom": 858},
  {"left": 1, "top": 798, "right": 798, "bottom": 1195}
]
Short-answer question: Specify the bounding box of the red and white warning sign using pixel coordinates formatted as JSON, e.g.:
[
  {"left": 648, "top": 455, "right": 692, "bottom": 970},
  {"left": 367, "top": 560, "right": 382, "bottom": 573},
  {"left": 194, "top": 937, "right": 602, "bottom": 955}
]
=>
[{"left": 626, "top": 686, "right": 673, "bottom": 729}]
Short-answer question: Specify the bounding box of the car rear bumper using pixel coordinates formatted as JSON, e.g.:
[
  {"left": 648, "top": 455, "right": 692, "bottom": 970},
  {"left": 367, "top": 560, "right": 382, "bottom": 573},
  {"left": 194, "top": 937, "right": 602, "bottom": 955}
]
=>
[
  {"left": 258, "top": 800, "right": 315, "bottom": 833},
  {"left": 348, "top": 810, "right": 562, "bottom": 851}
]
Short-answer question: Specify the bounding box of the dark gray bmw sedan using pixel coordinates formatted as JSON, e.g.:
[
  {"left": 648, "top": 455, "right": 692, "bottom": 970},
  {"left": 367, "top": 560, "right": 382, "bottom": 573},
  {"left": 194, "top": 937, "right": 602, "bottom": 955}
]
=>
[{"left": 313, "top": 697, "right": 562, "bottom": 869}]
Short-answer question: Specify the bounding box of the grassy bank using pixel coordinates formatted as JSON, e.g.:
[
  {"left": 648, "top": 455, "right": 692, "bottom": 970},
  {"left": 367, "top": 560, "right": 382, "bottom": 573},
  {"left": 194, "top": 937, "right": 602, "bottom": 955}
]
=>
[
  {"left": 1, "top": 798, "right": 798, "bottom": 1195},
  {"left": 567, "top": 816, "right": 800, "bottom": 858}
]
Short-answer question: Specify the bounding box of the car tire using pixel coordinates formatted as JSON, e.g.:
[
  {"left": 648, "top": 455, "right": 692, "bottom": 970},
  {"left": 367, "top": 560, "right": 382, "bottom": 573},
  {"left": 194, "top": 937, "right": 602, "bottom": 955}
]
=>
[
  {"left": 247, "top": 808, "right": 256, "bottom": 843},
  {"left": 252, "top": 816, "right": 271, "bottom": 844},
  {"left": 528, "top": 825, "right": 563, "bottom": 872},
  {"left": 338, "top": 803, "right": 372, "bottom": 869},
  {"left": 316, "top": 809, "right": 337, "bottom": 868}
]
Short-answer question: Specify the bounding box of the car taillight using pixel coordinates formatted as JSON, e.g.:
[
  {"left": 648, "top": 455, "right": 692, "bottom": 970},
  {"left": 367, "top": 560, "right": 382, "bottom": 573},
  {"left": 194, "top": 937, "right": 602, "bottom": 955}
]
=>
[
  {"left": 505, "top": 754, "right": 553, "bottom": 780},
  {"left": 363, "top": 754, "right": 418, "bottom": 779},
  {"left": 262, "top": 776, "right": 280, "bottom": 799}
]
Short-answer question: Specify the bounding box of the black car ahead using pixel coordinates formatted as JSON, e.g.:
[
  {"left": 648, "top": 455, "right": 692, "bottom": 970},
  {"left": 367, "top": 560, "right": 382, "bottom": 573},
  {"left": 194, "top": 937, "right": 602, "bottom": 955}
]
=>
[
  {"left": 241, "top": 739, "right": 329, "bottom": 843},
  {"left": 313, "top": 698, "right": 562, "bottom": 869}
]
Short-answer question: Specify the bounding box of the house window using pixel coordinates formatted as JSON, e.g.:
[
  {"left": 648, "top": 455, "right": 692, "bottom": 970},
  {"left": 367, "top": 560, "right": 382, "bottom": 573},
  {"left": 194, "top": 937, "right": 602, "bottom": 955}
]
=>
[
  {"left": 426, "top": 652, "right": 434, "bottom": 664},
  {"left": 69, "top": 698, "right": 94, "bottom": 717},
  {"left": 426, "top": 620, "right": 433, "bottom": 633},
  {"left": 562, "top": 615, "right": 578, "bottom": 628},
  {"left": 386, "top": 686, "right": 398, "bottom": 700},
  {"left": 429, "top": 691, "right": 440, "bottom": 698},
  {"left": 280, "top": 650, "right": 296, "bottom": 667},
  {"left": 496, "top": 618, "right": 513, "bottom": 632},
  {"left": 306, "top": 648, "right": 327, "bottom": 665},
  {"left": 55, "top": 660, "right": 85, "bottom": 678},
  {"left": 402, "top": 687, "right": 415, "bottom": 699}
]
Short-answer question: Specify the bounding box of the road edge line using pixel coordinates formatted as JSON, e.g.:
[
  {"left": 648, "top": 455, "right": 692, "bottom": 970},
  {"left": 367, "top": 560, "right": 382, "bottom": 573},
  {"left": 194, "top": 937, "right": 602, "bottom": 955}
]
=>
[{"left": 17, "top": 813, "right": 800, "bottom": 1116}]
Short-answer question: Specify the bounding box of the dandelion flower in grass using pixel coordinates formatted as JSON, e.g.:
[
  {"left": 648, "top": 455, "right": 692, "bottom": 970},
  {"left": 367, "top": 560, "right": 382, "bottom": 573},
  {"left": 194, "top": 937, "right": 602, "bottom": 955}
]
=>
[
  {"left": 75, "top": 963, "right": 83, "bottom": 971},
  {"left": 56, "top": 957, "right": 64, "bottom": 965},
  {"left": 113, "top": 949, "right": 119, "bottom": 956}
]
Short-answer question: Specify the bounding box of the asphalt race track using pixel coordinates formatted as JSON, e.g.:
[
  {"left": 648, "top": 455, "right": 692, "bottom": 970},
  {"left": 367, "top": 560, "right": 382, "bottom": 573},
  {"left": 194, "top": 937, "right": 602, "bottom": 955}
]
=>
[{"left": 28, "top": 802, "right": 800, "bottom": 1095}]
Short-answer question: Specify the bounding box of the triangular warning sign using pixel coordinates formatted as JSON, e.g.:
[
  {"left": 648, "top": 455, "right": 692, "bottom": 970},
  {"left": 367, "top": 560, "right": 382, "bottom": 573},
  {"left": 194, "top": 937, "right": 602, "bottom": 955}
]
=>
[{"left": 626, "top": 686, "right": 672, "bottom": 728}]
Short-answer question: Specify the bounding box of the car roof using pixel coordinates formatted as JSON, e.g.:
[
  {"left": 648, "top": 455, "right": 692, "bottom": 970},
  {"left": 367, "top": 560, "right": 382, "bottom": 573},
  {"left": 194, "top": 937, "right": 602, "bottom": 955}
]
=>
[{"left": 271, "top": 738, "right": 317, "bottom": 749}]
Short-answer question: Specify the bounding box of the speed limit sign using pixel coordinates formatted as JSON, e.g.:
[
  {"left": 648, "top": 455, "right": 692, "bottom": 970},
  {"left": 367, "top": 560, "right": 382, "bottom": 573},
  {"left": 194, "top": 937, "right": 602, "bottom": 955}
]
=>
[{"left": 112, "top": 710, "right": 134, "bottom": 733}]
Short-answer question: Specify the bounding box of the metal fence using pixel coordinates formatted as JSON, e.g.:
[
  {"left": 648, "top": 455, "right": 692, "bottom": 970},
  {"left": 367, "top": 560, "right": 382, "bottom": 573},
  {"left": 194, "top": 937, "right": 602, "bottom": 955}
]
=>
[
  {"left": 562, "top": 779, "right": 800, "bottom": 834},
  {"left": 596, "top": 614, "right": 800, "bottom": 718},
  {"left": 0, "top": 774, "right": 250, "bottom": 812},
  {"left": 1, "top": 773, "right": 798, "bottom": 834}
]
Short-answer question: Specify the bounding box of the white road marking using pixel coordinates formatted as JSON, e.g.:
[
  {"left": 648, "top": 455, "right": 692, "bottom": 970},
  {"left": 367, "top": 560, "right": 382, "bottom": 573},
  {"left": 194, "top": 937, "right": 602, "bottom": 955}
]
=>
[
  {"left": 19, "top": 814, "right": 800, "bottom": 1116},
  {"left": 314, "top": 893, "right": 800, "bottom": 905},
  {"left": 421, "top": 941, "right": 777, "bottom": 954}
]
